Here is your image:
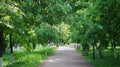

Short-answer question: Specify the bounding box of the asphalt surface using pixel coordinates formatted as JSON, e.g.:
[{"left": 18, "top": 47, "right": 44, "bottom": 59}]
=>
[{"left": 40, "top": 46, "right": 93, "bottom": 67}]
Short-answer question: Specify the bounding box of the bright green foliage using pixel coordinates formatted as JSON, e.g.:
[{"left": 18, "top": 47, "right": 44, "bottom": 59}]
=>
[
  {"left": 35, "top": 22, "right": 71, "bottom": 45},
  {"left": 0, "top": 0, "right": 73, "bottom": 51},
  {"left": 0, "top": 0, "right": 120, "bottom": 66},
  {"left": 35, "top": 23, "right": 59, "bottom": 45},
  {"left": 69, "top": 0, "right": 120, "bottom": 59},
  {"left": 57, "top": 22, "right": 71, "bottom": 43},
  {"left": 3, "top": 47, "right": 55, "bottom": 67}
]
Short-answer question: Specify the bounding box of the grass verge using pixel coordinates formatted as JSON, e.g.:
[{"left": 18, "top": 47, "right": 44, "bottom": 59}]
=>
[
  {"left": 3, "top": 47, "right": 56, "bottom": 67},
  {"left": 77, "top": 46, "right": 120, "bottom": 67}
]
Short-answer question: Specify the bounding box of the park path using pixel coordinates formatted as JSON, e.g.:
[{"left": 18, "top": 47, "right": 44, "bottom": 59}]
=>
[{"left": 40, "top": 46, "right": 93, "bottom": 67}]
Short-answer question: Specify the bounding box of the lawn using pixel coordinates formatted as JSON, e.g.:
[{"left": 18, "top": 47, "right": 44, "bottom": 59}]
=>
[
  {"left": 3, "top": 47, "right": 56, "bottom": 67},
  {"left": 77, "top": 46, "right": 120, "bottom": 67}
]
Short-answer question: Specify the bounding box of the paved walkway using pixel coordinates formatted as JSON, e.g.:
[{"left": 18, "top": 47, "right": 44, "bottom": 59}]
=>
[{"left": 40, "top": 46, "right": 93, "bottom": 67}]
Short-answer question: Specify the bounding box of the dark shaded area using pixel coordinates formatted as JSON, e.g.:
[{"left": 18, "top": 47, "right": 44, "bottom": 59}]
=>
[{"left": 0, "top": 30, "right": 5, "bottom": 57}]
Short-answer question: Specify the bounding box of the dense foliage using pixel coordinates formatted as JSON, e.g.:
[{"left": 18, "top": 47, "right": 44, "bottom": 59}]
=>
[{"left": 0, "top": 0, "right": 120, "bottom": 67}]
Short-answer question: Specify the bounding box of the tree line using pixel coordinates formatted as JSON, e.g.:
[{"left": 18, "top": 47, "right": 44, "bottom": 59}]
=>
[
  {"left": 0, "top": 0, "right": 120, "bottom": 66},
  {"left": 0, "top": 0, "right": 72, "bottom": 66},
  {"left": 69, "top": 0, "right": 120, "bottom": 59}
]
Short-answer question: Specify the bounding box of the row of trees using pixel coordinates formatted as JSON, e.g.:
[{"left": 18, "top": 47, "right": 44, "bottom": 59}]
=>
[
  {"left": 0, "top": 0, "right": 120, "bottom": 66},
  {"left": 0, "top": 0, "right": 72, "bottom": 66},
  {"left": 69, "top": 0, "right": 120, "bottom": 59}
]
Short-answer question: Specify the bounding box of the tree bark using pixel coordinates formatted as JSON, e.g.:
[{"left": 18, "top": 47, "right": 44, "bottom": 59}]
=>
[
  {"left": 98, "top": 47, "right": 103, "bottom": 58},
  {"left": 10, "top": 33, "right": 14, "bottom": 64},
  {"left": 0, "top": 30, "right": 4, "bottom": 57},
  {"left": 0, "top": 30, "right": 5, "bottom": 67},
  {"left": 0, "top": 57, "right": 2, "bottom": 67},
  {"left": 114, "top": 45, "right": 117, "bottom": 58},
  {"left": 10, "top": 34, "right": 13, "bottom": 53},
  {"left": 93, "top": 40, "right": 96, "bottom": 60}
]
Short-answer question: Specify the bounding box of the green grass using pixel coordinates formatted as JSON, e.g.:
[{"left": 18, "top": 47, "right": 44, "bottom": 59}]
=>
[
  {"left": 77, "top": 46, "right": 120, "bottom": 67},
  {"left": 3, "top": 47, "right": 56, "bottom": 67}
]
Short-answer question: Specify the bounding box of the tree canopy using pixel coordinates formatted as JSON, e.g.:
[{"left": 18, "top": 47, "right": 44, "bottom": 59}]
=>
[{"left": 0, "top": 0, "right": 120, "bottom": 66}]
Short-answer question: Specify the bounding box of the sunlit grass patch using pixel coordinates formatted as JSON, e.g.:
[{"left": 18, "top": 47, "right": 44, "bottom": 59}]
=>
[{"left": 3, "top": 47, "right": 56, "bottom": 67}]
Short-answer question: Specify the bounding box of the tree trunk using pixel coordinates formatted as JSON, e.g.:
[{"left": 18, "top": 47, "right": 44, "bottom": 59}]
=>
[
  {"left": 94, "top": 41, "right": 99, "bottom": 58},
  {"left": 114, "top": 45, "right": 117, "bottom": 58},
  {"left": 76, "top": 43, "right": 78, "bottom": 49},
  {"left": 93, "top": 40, "right": 96, "bottom": 60},
  {"left": 10, "top": 34, "right": 13, "bottom": 53},
  {"left": 0, "top": 30, "right": 5, "bottom": 67},
  {"left": 98, "top": 46, "right": 103, "bottom": 58},
  {"left": 98, "top": 40, "right": 104, "bottom": 58},
  {"left": 0, "top": 57, "right": 2, "bottom": 67},
  {"left": 33, "top": 44, "right": 36, "bottom": 49},
  {"left": 10, "top": 34, "right": 14, "bottom": 64}
]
